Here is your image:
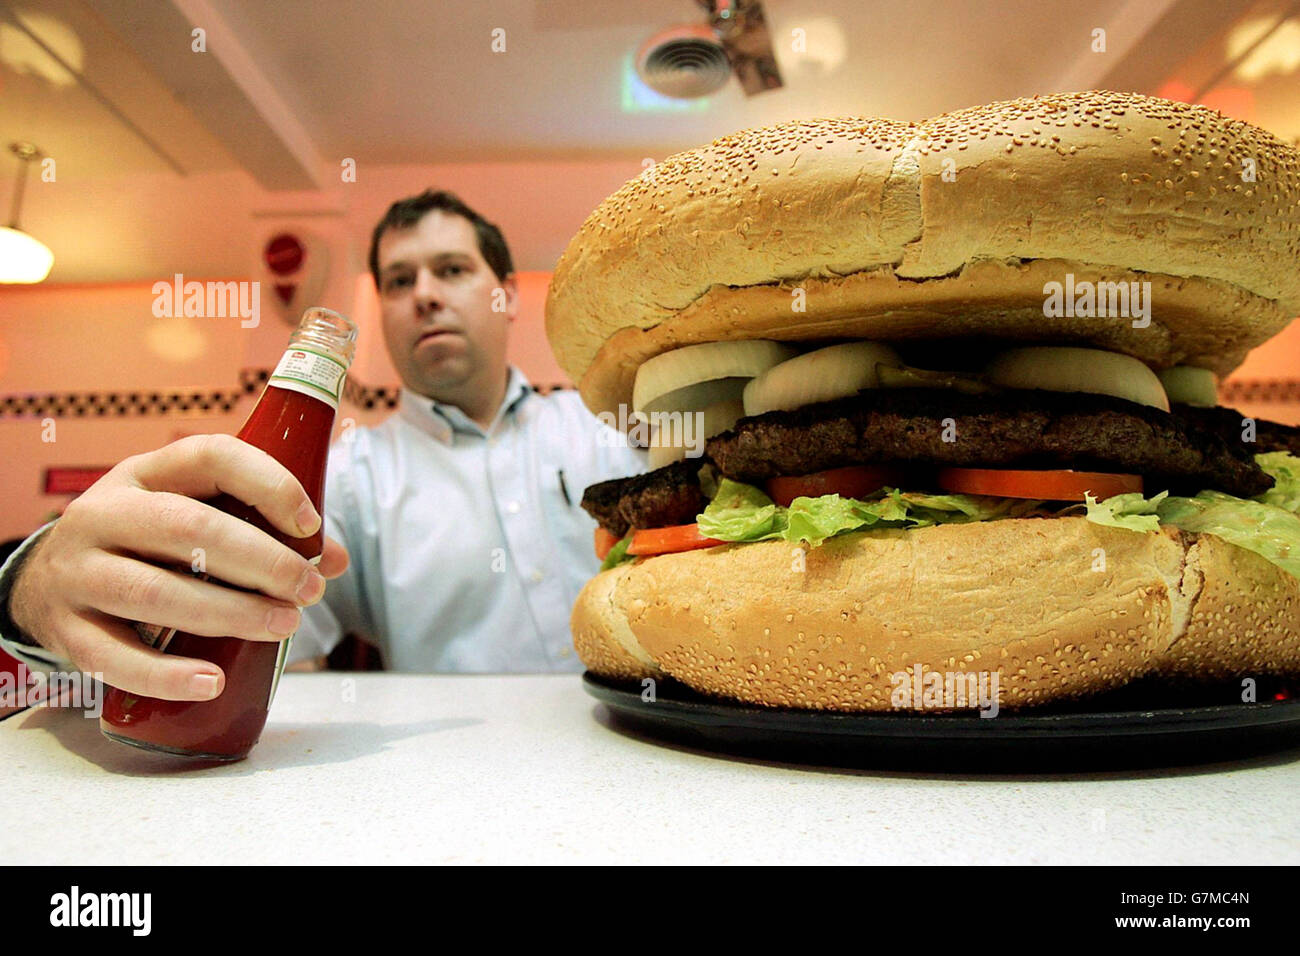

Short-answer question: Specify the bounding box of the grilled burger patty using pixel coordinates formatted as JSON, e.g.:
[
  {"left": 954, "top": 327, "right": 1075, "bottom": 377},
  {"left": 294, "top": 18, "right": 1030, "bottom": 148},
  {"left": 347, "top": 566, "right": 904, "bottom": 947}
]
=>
[
  {"left": 707, "top": 387, "right": 1274, "bottom": 497},
  {"left": 1170, "top": 402, "right": 1300, "bottom": 457},
  {"left": 583, "top": 388, "right": 1287, "bottom": 537},
  {"left": 582, "top": 458, "right": 708, "bottom": 539}
]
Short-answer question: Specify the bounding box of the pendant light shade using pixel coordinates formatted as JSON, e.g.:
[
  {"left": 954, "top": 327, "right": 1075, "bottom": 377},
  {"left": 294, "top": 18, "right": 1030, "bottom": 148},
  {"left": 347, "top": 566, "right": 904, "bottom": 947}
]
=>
[
  {"left": 1, "top": 142, "right": 53, "bottom": 284},
  {"left": 0, "top": 225, "right": 54, "bottom": 283}
]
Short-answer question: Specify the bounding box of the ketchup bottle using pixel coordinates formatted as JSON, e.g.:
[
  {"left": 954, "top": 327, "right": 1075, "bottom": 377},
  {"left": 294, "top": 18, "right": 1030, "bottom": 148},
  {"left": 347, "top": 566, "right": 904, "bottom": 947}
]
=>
[{"left": 100, "top": 307, "right": 358, "bottom": 760}]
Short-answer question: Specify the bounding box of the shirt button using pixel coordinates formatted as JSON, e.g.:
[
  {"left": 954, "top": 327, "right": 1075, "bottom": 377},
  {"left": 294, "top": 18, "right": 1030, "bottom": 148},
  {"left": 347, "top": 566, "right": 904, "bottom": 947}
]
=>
[
  {"left": 558, "top": 646, "right": 572, "bottom": 657},
  {"left": 505, "top": 500, "right": 521, "bottom": 514},
  {"left": 530, "top": 569, "right": 544, "bottom": 582}
]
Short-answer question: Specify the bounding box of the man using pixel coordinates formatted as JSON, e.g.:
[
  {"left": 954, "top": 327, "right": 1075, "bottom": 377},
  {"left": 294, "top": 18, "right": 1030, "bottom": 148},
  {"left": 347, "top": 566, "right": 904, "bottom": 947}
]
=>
[{"left": 0, "top": 190, "right": 646, "bottom": 700}]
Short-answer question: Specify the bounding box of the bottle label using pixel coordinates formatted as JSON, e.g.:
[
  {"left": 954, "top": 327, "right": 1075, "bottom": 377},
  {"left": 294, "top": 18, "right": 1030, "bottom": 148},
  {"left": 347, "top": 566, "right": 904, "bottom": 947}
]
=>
[
  {"left": 134, "top": 621, "right": 175, "bottom": 652},
  {"left": 269, "top": 347, "right": 347, "bottom": 410}
]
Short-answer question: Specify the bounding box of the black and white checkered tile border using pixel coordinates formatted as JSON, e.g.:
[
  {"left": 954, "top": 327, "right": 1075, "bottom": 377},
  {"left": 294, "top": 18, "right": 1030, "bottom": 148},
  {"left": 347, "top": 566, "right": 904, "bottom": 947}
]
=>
[
  {"left": 340, "top": 376, "right": 399, "bottom": 411},
  {"left": 0, "top": 371, "right": 575, "bottom": 419},
  {"left": 0, "top": 390, "right": 241, "bottom": 419},
  {"left": 1218, "top": 380, "right": 1300, "bottom": 405}
]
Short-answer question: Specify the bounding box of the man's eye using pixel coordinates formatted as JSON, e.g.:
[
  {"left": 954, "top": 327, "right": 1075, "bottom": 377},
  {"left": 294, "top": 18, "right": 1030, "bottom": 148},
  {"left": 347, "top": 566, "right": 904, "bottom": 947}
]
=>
[
  {"left": 439, "top": 265, "right": 465, "bottom": 278},
  {"left": 384, "top": 275, "right": 412, "bottom": 292}
]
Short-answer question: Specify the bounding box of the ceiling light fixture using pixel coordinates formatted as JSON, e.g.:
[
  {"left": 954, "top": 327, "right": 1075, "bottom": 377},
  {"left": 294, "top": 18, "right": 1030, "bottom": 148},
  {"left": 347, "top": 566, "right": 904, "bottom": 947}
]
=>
[{"left": 1, "top": 141, "right": 54, "bottom": 284}]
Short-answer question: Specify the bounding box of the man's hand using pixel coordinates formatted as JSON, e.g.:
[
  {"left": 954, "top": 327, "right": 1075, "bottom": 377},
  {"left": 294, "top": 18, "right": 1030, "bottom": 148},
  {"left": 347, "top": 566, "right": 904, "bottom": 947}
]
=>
[{"left": 8, "top": 435, "right": 349, "bottom": 702}]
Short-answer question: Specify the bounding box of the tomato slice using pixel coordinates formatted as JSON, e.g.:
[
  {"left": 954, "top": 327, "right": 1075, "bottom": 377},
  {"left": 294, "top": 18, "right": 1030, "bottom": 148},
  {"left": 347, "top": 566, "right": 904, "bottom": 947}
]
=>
[
  {"left": 627, "top": 523, "right": 726, "bottom": 556},
  {"left": 935, "top": 467, "right": 1143, "bottom": 501},
  {"left": 594, "top": 527, "right": 621, "bottom": 561},
  {"left": 765, "top": 464, "right": 906, "bottom": 507}
]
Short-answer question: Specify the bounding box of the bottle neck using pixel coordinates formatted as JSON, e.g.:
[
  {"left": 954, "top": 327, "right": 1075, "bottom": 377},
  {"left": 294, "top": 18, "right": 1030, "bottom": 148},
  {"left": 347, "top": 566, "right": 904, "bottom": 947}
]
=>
[
  {"left": 265, "top": 344, "right": 351, "bottom": 411},
  {"left": 291, "top": 307, "right": 357, "bottom": 366}
]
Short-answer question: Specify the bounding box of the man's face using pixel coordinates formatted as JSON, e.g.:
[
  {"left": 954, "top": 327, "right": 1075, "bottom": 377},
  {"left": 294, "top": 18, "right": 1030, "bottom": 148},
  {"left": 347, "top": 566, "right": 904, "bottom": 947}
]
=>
[{"left": 375, "top": 210, "right": 516, "bottom": 399}]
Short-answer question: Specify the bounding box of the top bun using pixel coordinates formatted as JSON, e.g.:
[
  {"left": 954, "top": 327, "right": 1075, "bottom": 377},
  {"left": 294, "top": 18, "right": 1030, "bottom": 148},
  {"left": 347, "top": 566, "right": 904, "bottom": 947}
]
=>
[{"left": 545, "top": 92, "right": 1300, "bottom": 416}]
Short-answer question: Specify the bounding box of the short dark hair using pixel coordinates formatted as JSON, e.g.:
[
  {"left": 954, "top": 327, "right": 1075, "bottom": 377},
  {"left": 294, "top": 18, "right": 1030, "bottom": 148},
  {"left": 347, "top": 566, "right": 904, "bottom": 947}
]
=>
[{"left": 368, "top": 189, "right": 514, "bottom": 288}]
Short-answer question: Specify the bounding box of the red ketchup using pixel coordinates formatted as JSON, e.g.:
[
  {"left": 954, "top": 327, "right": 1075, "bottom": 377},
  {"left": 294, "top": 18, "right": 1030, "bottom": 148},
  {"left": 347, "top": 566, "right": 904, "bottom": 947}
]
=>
[{"left": 100, "top": 307, "right": 357, "bottom": 759}]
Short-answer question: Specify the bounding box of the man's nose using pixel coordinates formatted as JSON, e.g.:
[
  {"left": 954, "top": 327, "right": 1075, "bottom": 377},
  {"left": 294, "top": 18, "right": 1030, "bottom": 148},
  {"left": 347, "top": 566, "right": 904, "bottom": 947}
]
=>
[{"left": 412, "top": 268, "right": 445, "bottom": 313}]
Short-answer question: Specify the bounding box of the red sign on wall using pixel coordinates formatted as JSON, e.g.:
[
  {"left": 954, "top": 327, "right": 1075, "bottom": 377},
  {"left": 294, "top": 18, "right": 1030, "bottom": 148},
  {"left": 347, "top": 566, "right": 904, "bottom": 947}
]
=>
[{"left": 44, "top": 467, "right": 110, "bottom": 496}]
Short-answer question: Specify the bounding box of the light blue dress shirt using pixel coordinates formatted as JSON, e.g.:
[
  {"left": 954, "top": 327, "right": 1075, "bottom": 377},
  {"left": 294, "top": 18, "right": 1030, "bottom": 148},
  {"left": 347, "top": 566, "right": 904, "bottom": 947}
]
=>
[
  {"left": 0, "top": 365, "right": 647, "bottom": 675},
  {"left": 292, "top": 365, "right": 647, "bottom": 672}
]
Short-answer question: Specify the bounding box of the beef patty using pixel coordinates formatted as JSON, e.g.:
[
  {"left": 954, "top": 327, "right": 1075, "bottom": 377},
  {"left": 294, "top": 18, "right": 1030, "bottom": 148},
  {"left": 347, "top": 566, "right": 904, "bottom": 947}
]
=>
[
  {"left": 582, "top": 458, "right": 708, "bottom": 538},
  {"left": 707, "top": 387, "right": 1274, "bottom": 498},
  {"left": 1170, "top": 402, "right": 1300, "bottom": 457}
]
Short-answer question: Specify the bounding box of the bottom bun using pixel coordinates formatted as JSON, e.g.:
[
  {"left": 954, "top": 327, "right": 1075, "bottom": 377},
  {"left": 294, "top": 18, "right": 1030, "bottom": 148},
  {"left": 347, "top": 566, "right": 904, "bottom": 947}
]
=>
[
  {"left": 570, "top": 517, "right": 1300, "bottom": 711},
  {"left": 571, "top": 561, "right": 664, "bottom": 681}
]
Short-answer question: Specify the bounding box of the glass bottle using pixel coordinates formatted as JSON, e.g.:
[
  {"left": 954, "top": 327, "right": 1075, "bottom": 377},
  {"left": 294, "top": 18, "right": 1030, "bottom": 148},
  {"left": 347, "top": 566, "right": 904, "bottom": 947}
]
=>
[{"left": 100, "top": 307, "right": 357, "bottom": 759}]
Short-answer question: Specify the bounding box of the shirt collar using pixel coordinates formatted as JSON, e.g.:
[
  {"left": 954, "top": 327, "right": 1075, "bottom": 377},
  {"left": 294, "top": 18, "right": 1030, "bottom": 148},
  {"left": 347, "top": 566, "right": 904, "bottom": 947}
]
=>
[{"left": 398, "top": 365, "right": 535, "bottom": 443}]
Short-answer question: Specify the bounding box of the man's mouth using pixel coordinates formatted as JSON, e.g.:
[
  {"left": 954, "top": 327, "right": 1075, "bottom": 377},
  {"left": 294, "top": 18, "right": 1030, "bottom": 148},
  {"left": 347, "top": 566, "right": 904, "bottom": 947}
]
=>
[{"left": 418, "top": 328, "right": 461, "bottom": 343}]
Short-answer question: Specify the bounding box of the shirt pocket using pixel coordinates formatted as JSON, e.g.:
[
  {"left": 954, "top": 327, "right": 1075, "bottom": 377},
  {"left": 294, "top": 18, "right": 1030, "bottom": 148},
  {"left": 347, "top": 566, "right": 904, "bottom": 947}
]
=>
[{"left": 546, "top": 464, "right": 603, "bottom": 579}]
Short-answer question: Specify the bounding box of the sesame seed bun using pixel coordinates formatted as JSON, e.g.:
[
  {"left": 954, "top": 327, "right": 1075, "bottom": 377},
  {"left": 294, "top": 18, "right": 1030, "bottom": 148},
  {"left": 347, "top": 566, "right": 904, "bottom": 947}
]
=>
[
  {"left": 546, "top": 91, "right": 1300, "bottom": 417},
  {"left": 571, "top": 517, "right": 1300, "bottom": 710}
]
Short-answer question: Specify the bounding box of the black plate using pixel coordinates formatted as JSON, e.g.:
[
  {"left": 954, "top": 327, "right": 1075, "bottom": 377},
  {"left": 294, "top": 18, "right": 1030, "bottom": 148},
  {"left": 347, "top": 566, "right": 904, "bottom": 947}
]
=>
[{"left": 583, "top": 671, "right": 1300, "bottom": 772}]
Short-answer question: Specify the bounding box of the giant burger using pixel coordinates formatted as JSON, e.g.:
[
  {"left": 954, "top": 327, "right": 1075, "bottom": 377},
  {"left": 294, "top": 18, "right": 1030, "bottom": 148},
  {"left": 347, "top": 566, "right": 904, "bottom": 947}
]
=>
[{"left": 544, "top": 91, "right": 1300, "bottom": 711}]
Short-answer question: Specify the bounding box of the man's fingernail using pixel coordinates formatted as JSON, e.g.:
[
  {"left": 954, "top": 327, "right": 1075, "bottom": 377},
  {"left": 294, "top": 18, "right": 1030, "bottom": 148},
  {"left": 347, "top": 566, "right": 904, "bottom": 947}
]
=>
[
  {"left": 266, "top": 606, "right": 301, "bottom": 636},
  {"left": 296, "top": 567, "right": 326, "bottom": 604},
  {"left": 297, "top": 500, "right": 321, "bottom": 534},
  {"left": 190, "top": 673, "right": 221, "bottom": 700}
]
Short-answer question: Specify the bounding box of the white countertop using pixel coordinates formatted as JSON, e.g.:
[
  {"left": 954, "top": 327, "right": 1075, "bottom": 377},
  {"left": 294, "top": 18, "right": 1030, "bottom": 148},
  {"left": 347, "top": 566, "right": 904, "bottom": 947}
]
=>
[{"left": 3, "top": 673, "right": 1298, "bottom": 865}]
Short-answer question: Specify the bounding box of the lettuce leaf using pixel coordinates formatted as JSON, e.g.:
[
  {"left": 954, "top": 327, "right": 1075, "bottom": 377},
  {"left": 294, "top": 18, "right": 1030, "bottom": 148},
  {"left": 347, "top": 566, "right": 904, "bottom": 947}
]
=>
[
  {"left": 695, "top": 479, "right": 788, "bottom": 541},
  {"left": 899, "top": 491, "right": 1049, "bottom": 524},
  {"left": 696, "top": 479, "right": 1052, "bottom": 549},
  {"left": 1156, "top": 494, "right": 1300, "bottom": 580},
  {"left": 1083, "top": 490, "right": 1168, "bottom": 533},
  {"left": 1254, "top": 451, "right": 1300, "bottom": 513},
  {"left": 1079, "top": 452, "right": 1300, "bottom": 580},
  {"left": 783, "top": 491, "right": 913, "bottom": 547},
  {"left": 599, "top": 532, "right": 635, "bottom": 571}
]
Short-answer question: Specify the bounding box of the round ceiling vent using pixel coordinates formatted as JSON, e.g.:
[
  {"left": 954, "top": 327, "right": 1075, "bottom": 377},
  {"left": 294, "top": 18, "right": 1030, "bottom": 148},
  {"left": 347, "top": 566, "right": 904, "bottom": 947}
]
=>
[{"left": 636, "top": 24, "right": 731, "bottom": 99}]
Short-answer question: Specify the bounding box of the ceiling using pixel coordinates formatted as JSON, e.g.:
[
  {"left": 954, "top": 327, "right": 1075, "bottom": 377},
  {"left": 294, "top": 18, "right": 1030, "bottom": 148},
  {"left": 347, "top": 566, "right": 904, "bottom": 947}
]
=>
[
  {"left": 4, "top": 0, "right": 1296, "bottom": 193},
  {"left": 187, "top": 0, "right": 1157, "bottom": 165},
  {"left": 2, "top": 0, "right": 1298, "bottom": 287}
]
